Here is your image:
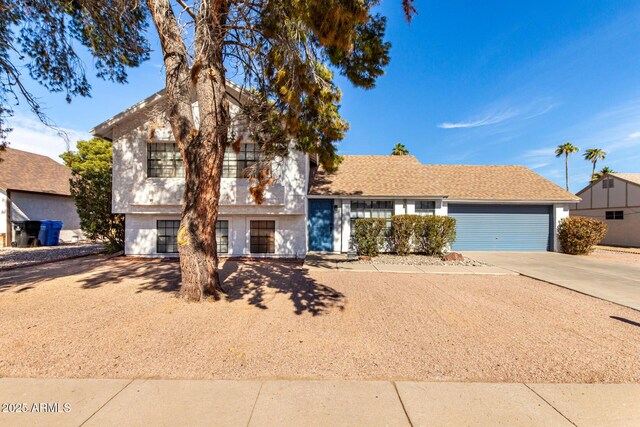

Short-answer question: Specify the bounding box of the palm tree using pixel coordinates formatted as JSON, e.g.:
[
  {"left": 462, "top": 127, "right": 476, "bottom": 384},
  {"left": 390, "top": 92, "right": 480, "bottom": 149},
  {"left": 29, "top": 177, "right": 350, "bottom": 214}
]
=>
[
  {"left": 554, "top": 142, "right": 579, "bottom": 191},
  {"left": 583, "top": 148, "right": 607, "bottom": 181},
  {"left": 591, "top": 166, "right": 616, "bottom": 182},
  {"left": 391, "top": 143, "right": 409, "bottom": 156}
]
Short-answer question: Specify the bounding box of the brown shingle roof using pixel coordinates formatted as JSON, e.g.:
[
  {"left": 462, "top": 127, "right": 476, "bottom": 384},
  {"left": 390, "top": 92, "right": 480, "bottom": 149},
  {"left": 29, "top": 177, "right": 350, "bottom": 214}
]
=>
[
  {"left": 0, "top": 148, "right": 71, "bottom": 196},
  {"left": 309, "top": 155, "right": 446, "bottom": 197},
  {"left": 309, "top": 155, "right": 580, "bottom": 201}
]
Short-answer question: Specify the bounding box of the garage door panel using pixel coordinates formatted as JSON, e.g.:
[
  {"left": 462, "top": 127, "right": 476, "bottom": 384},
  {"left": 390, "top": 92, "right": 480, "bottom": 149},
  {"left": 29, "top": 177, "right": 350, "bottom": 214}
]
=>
[{"left": 449, "top": 204, "right": 552, "bottom": 251}]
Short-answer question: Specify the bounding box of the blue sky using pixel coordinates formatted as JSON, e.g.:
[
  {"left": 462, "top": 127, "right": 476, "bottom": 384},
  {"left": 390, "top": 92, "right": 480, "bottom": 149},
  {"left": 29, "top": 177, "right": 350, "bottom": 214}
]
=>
[{"left": 8, "top": 0, "right": 640, "bottom": 192}]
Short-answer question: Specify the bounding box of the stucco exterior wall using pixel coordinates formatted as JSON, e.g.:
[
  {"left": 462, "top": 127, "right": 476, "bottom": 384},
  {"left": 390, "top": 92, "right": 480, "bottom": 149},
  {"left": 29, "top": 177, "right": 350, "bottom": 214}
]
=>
[
  {"left": 111, "top": 108, "right": 307, "bottom": 217},
  {"left": 7, "top": 191, "right": 83, "bottom": 242},
  {"left": 553, "top": 203, "right": 570, "bottom": 251},
  {"left": 572, "top": 176, "right": 640, "bottom": 247},
  {"left": 0, "top": 190, "right": 6, "bottom": 235},
  {"left": 125, "top": 213, "right": 306, "bottom": 257},
  {"left": 575, "top": 176, "right": 640, "bottom": 209}
]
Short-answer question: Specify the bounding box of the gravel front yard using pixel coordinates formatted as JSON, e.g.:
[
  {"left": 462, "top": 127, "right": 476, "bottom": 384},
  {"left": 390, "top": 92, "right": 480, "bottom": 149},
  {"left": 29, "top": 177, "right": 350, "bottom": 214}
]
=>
[
  {"left": 0, "top": 256, "right": 639, "bottom": 383},
  {"left": 0, "top": 242, "right": 105, "bottom": 270},
  {"left": 583, "top": 249, "right": 640, "bottom": 266}
]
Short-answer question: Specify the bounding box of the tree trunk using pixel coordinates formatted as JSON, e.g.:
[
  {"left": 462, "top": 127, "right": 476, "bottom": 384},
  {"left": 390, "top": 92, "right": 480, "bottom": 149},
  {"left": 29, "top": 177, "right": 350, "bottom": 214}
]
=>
[
  {"left": 147, "top": 0, "right": 230, "bottom": 301},
  {"left": 565, "top": 153, "right": 569, "bottom": 191}
]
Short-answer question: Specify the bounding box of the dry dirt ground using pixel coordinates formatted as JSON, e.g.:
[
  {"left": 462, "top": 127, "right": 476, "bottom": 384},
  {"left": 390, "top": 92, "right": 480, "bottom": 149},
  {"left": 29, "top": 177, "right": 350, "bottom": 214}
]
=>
[{"left": 0, "top": 256, "right": 639, "bottom": 383}]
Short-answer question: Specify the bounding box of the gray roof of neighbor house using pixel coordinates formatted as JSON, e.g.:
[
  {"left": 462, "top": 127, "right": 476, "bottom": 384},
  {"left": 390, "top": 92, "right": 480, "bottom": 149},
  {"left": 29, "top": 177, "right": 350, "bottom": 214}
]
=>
[
  {"left": 0, "top": 147, "right": 72, "bottom": 196},
  {"left": 309, "top": 155, "right": 580, "bottom": 201}
]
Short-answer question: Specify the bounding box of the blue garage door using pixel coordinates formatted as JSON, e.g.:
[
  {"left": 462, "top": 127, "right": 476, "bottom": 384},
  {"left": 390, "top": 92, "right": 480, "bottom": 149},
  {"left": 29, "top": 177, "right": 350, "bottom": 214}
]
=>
[{"left": 448, "top": 204, "right": 552, "bottom": 251}]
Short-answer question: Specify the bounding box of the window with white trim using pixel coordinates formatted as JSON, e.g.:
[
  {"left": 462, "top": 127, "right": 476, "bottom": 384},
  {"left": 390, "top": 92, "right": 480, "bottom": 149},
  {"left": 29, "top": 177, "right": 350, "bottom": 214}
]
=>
[
  {"left": 147, "top": 142, "right": 262, "bottom": 179},
  {"left": 350, "top": 200, "right": 394, "bottom": 234},
  {"left": 147, "top": 143, "right": 184, "bottom": 178},
  {"left": 157, "top": 220, "right": 229, "bottom": 253},
  {"left": 250, "top": 220, "right": 275, "bottom": 253},
  {"left": 222, "top": 143, "right": 261, "bottom": 178},
  {"left": 415, "top": 201, "right": 436, "bottom": 215}
]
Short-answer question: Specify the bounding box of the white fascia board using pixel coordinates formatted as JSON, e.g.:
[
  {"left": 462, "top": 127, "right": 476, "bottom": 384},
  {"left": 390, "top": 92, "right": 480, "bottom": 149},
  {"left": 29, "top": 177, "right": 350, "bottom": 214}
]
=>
[
  {"left": 307, "top": 194, "right": 448, "bottom": 200},
  {"left": 444, "top": 198, "right": 580, "bottom": 204}
]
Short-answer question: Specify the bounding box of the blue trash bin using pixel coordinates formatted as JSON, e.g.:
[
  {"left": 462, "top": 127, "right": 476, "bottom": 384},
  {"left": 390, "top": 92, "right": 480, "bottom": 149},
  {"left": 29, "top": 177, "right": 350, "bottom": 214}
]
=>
[
  {"left": 38, "top": 220, "right": 52, "bottom": 246},
  {"left": 47, "top": 221, "right": 64, "bottom": 246}
]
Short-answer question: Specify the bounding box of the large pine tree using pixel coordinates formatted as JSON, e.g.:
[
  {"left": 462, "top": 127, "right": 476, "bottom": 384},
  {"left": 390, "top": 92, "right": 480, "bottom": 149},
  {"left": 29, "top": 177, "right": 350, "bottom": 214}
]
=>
[{"left": 0, "top": 0, "right": 414, "bottom": 300}]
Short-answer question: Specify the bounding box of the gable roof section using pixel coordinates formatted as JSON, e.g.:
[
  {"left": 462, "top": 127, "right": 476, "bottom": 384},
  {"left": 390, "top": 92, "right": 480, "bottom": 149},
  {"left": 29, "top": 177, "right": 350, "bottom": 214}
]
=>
[
  {"left": 575, "top": 172, "right": 640, "bottom": 196},
  {"left": 309, "top": 155, "right": 579, "bottom": 201},
  {"left": 0, "top": 148, "right": 71, "bottom": 196},
  {"left": 309, "top": 155, "right": 447, "bottom": 197},
  {"left": 91, "top": 81, "right": 246, "bottom": 140},
  {"left": 610, "top": 173, "right": 640, "bottom": 186}
]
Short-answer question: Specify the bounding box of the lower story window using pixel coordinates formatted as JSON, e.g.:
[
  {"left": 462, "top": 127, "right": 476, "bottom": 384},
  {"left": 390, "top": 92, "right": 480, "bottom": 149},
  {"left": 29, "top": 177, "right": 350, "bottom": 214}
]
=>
[
  {"left": 605, "top": 210, "right": 624, "bottom": 220},
  {"left": 157, "top": 220, "right": 180, "bottom": 253},
  {"left": 216, "top": 220, "right": 229, "bottom": 253},
  {"left": 157, "top": 220, "right": 229, "bottom": 253},
  {"left": 350, "top": 200, "right": 394, "bottom": 234},
  {"left": 250, "top": 220, "right": 275, "bottom": 253},
  {"left": 415, "top": 201, "right": 436, "bottom": 215}
]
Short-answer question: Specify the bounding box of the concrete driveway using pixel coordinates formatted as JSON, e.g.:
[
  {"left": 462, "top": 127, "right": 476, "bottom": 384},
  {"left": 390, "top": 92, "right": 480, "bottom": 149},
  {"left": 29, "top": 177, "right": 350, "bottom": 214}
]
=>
[{"left": 466, "top": 252, "right": 640, "bottom": 311}]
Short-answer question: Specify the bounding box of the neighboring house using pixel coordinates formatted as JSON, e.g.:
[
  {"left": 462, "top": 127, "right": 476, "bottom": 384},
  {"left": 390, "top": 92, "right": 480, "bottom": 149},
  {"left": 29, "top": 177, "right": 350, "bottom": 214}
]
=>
[
  {"left": 0, "top": 148, "right": 83, "bottom": 246},
  {"left": 571, "top": 173, "right": 640, "bottom": 247},
  {"left": 92, "top": 89, "right": 579, "bottom": 257}
]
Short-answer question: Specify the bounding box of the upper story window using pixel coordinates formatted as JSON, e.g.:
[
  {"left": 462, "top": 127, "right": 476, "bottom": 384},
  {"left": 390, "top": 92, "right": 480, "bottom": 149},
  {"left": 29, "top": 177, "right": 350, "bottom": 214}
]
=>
[
  {"left": 415, "top": 201, "right": 436, "bottom": 215},
  {"left": 147, "top": 143, "right": 184, "bottom": 178},
  {"left": 223, "top": 143, "right": 260, "bottom": 178},
  {"left": 602, "top": 178, "right": 614, "bottom": 189},
  {"left": 147, "top": 142, "right": 261, "bottom": 179}
]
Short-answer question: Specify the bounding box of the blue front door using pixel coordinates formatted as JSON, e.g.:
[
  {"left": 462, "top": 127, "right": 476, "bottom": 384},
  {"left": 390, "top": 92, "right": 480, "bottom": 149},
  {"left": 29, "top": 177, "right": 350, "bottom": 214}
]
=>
[{"left": 308, "top": 199, "right": 334, "bottom": 251}]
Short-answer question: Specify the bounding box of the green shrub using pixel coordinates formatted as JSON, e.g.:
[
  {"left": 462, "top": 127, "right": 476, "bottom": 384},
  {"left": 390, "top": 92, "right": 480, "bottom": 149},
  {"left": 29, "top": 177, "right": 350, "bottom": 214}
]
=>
[
  {"left": 391, "top": 215, "right": 422, "bottom": 255},
  {"left": 353, "top": 218, "right": 386, "bottom": 257},
  {"left": 558, "top": 217, "right": 607, "bottom": 255},
  {"left": 416, "top": 216, "right": 457, "bottom": 255}
]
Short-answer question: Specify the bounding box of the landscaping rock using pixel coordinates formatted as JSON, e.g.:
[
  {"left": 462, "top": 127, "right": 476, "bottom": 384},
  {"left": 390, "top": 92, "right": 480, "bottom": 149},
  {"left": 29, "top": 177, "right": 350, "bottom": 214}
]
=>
[
  {"left": 442, "top": 252, "right": 464, "bottom": 262},
  {"left": 357, "top": 253, "right": 484, "bottom": 267}
]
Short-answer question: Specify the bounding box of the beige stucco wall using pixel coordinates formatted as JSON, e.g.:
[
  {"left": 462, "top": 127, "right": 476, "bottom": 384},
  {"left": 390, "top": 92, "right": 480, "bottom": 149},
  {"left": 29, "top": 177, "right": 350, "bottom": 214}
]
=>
[
  {"left": 124, "top": 213, "right": 306, "bottom": 258},
  {"left": 8, "top": 191, "right": 84, "bottom": 242},
  {"left": 572, "top": 207, "right": 640, "bottom": 247},
  {"left": 572, "top": 176, "right": 640, "bottom": 247}
]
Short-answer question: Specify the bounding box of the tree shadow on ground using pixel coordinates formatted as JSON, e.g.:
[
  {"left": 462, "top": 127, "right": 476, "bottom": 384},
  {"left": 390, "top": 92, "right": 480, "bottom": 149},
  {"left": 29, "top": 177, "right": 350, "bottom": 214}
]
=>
[
  {"left": 221, "top": 260, "right": 345, "bottom": 316},
  {"left": 0, "top": 256, "right": 345, "bottom": 316}
]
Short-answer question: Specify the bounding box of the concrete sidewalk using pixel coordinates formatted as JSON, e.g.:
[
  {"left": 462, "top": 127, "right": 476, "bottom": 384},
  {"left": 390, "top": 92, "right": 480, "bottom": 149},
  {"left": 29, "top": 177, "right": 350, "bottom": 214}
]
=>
[{"left": 1, "top": 378, "right": 638, "bottom": 426}]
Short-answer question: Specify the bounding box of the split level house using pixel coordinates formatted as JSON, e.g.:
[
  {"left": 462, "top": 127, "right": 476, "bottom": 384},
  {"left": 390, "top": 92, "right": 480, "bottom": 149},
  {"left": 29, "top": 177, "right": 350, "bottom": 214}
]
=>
[
  {"left": 571, "top": 173, "right": 640, "bottom": 247},
  {"left": 91, "top": 85, "right": 579, "bottom": 258},
  {"left": 0, "top": 147, "right": 83, "bottom": 246}
]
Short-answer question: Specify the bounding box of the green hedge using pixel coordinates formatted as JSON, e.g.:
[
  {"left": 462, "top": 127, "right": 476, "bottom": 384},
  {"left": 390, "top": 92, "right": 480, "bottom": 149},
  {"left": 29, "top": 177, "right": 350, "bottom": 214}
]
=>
[
  {"left": 388, "top": 215, "right": 457, "bottom": 256},
  {"left": 352, "top": 218, "right": 386, "bottom": 257},
  {"left": 390, "top": 215, "right": 422, "bottom": 255},
  {"left": 558, "top": 217, "right": 607, "bottom": 255},
  {"left": 415, "top": 215, "right": 457, "bottom": 255}
]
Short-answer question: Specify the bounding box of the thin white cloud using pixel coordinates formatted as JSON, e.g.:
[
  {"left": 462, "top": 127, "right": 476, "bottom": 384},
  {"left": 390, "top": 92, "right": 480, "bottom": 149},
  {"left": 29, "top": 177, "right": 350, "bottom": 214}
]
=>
[
  {"left": 627, "top": 131, "right": 640, "bottom": 139},
  {"left": 438, "top": 98, "right": 557, "bottom": 130},
  {"left": 4, "top": 113, "right": 91, "bottom": 163},
  {"left": 438, "top": 109, "right": 519, "bottom": 129}
]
